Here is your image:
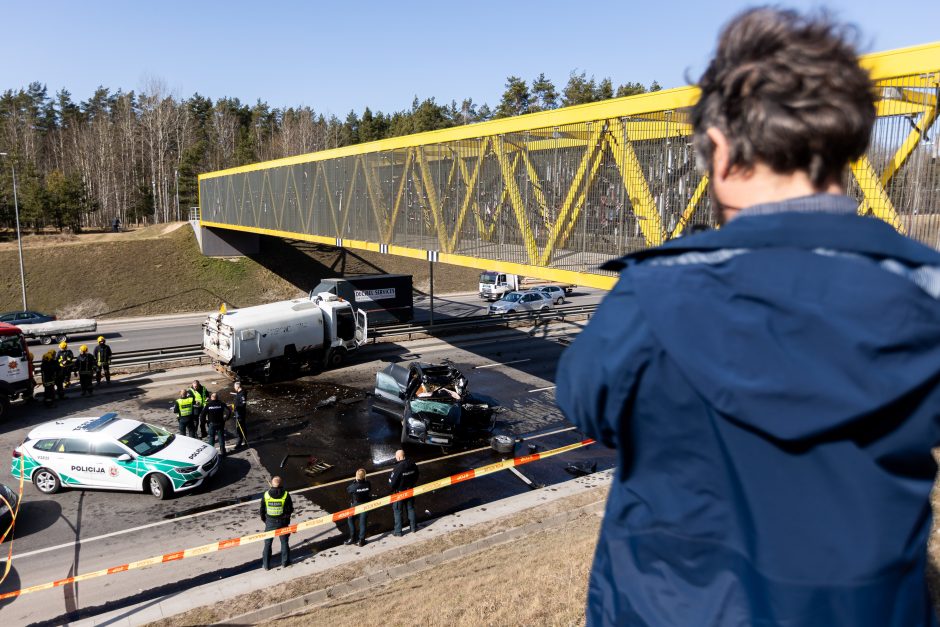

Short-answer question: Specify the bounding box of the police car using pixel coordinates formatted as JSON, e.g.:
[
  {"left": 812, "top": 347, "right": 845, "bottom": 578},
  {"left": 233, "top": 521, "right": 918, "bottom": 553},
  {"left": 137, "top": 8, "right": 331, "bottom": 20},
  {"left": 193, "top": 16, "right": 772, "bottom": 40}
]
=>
[{"left": 11, "top": 413, "right": 220, "bottom": 499}]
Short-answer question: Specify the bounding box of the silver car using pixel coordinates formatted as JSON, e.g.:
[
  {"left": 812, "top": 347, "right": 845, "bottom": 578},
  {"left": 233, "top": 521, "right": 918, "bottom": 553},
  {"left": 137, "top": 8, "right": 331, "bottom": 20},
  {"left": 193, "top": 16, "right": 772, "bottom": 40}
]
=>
[
  {"left": 534, "top": 285, "right": 566, "bottom": 305},
  {"left": 488, "top": 291, "right": 554, "bottom": 315}
]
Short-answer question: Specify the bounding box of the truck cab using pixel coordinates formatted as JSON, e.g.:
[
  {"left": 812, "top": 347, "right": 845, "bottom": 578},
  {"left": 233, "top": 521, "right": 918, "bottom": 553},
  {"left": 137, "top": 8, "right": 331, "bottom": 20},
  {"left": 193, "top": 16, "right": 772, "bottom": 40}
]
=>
[
  {"left": 479, "top": 272, "right": 520, "bottom": 301},
  {"left": 0, "top": 323, "right": 34, "bottom": 419}
]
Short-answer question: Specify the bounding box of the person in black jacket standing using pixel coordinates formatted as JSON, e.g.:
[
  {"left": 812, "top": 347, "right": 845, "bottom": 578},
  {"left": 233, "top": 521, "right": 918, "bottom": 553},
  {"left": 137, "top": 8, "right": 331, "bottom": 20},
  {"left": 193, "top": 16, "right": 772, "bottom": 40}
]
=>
[
  {"left": 345, "top": 468, "right": 371, "bottom": 546},
  {"left": 260, "top": 476, "right": 293, "bottom": 570},
  {"left": 231, "top": 381, "right": 248, "bottom": 448},
  {"left": 200, "top": 392, "right": 231, "bottom": 457},
  {"left": 388, "top": 449, "right": 419, "bottom": 536}
]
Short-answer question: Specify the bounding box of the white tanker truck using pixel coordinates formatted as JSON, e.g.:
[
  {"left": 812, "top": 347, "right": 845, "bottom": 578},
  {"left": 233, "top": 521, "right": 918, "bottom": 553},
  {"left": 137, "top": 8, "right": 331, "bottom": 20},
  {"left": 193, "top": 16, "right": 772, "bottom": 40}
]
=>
[{"left": 203, "top": 293, "right": 367, "bottom": 381}]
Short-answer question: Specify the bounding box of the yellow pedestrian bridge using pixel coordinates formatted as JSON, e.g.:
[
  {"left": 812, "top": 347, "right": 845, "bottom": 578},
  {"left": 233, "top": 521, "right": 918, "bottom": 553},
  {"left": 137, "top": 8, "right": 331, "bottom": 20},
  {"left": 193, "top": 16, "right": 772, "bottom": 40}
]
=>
[{"left": 198, "top": 43, "right": 939, "bottom": 290}]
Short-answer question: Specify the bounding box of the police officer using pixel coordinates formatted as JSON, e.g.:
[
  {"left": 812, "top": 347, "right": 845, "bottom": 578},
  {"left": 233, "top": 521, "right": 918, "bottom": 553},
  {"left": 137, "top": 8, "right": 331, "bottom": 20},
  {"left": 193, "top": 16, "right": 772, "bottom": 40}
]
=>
[
  {"left": 93, "top": 336, "right": 112, "bottom": 384},
  {"left": 172, "top": 389, "right": 196, "bottom": 436},
  {"left": 55, "top": 341, "right": 75, "bottom": 398},
  {"left": 231, "top": 381, "right": 248, "bottom": 448},
  {"left": 75, "top": 345, "right": 96, "bottom": 396},
  {"left": 260, "top": 476, "right": 293, "bottom": 570},
  {"left": 345, "top": 468, "right": 371, "bottom": 547},
  {"left": 40, "top": 350, "right": 59, "bottom": 406},
  {"left": 200, "top": 392, "right": 231, "bottom": 457},
  {"left": 389, "top": 449, "right": 419, "bottom": 536},
  {"left": 186, "top": 380, "right": 210, "bottom": 437}
]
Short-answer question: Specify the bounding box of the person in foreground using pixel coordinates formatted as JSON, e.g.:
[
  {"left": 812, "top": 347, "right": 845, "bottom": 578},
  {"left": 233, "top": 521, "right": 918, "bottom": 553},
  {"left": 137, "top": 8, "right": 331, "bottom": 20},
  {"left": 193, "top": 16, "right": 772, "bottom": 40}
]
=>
[{"left": 557, "top": 8, "right": 940, "bottom": 627}]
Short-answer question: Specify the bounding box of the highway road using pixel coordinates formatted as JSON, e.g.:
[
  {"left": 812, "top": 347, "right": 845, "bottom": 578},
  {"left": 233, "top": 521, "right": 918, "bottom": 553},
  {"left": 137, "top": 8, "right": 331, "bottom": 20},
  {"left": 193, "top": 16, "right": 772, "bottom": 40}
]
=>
[
  {"left": 42, "top": 287, "right": 609, "bottom": 355},
  {"left": 0, "top": 321, "right": 611, "bottom": 626}
]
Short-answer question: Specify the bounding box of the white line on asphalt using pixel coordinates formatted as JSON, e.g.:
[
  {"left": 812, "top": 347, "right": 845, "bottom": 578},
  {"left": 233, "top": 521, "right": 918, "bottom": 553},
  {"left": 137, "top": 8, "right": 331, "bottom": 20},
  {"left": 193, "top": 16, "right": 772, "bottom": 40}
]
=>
[
  {"left": 528, "top": 385, "right": 556, "bottom": 393},
  {"left": 4, "top": 426, "right": 578, "bottom": 562},
  {"left": 472, "top": 359, "right": 531, "bottom": 369}
]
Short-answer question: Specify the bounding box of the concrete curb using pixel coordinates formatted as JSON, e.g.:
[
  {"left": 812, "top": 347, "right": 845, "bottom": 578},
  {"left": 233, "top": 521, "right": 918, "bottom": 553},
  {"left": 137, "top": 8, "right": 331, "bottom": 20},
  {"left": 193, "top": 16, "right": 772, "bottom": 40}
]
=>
[{"left": 222, "top": 497, "right": 606, "bottom": 625}]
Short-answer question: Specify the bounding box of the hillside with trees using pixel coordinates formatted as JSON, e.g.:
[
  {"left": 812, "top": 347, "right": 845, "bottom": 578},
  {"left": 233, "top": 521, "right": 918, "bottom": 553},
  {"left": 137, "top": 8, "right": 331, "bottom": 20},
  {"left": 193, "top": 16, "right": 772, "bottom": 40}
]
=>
[{"left": 0, "top": 73, "right": 660, "bottom": 234}]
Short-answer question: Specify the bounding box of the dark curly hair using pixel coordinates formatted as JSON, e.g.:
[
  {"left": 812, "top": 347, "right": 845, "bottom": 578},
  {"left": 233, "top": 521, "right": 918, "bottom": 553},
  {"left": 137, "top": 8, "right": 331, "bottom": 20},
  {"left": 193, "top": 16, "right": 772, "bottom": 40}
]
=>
[{"left": 691, "top": 7, "right": 876, "bottom": 187}]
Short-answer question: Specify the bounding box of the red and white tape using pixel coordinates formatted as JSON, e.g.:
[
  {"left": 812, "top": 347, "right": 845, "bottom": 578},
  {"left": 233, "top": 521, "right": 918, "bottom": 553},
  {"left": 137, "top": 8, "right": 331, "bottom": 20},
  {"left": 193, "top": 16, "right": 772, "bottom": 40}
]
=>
[{"left": 0, "top": 438, "right": 594, "bottom": 600}]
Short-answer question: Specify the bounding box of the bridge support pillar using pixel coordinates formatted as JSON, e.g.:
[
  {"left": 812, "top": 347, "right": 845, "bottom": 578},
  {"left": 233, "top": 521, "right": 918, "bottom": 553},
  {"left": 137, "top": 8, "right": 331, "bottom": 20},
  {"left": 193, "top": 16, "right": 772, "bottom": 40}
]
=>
[{"left": 198, "top": 226, "right": 260, "bottom": 257}]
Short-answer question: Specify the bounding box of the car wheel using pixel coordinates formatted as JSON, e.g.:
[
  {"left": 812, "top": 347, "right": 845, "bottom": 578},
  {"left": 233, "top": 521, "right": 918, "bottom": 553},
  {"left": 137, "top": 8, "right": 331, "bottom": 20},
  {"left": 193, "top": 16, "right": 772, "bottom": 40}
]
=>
[
  {"left": 33, "top": 468, "right": 61, "bottom": 494},
  {"left": 556, "top": 297, "right": 564, "bottom": 305},
  {"left": 540, "top": 306, "right": 550, "bottom": 312},
  {"left": 491, "top": 434, "right": 515, "bottom": 455},
  {"left": 148, "top": 473, "right": 172, "bottom": 500}
]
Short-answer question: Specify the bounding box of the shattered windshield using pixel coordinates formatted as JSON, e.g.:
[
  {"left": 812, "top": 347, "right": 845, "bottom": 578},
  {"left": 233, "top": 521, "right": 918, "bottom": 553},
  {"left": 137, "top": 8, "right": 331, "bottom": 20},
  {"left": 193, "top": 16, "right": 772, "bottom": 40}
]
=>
[{"left": 410, "top": 399, "right": 459, "bottom": 415}]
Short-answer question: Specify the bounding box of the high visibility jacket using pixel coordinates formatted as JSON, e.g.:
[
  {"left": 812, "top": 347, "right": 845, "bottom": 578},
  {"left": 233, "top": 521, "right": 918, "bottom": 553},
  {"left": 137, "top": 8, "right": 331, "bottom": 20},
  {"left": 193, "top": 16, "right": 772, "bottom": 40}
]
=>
[
  {"left": 175, "top": 396, "right": 194, "bottom": 417},
  {"left": 264, "top": 491, "right": 289, "bottom": 517},
  {"left": 56, "top": 349, "right": 75, "bottom": 369},
  {"left": 76, "top": 353, "right": 95, "bottom": 375},
  {"left": 94, "top": 344, "right": 112, "bottom": 366},
  {"left": 187, "top": 386, "right": 208, "bottom": 406}
]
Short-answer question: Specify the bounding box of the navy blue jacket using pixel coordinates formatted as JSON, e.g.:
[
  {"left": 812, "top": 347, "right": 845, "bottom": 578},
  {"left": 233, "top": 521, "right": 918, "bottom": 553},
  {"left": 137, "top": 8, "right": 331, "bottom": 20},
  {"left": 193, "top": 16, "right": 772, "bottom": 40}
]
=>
[{"left": 557, "top": 208, "right": 940, "bottom": 626}]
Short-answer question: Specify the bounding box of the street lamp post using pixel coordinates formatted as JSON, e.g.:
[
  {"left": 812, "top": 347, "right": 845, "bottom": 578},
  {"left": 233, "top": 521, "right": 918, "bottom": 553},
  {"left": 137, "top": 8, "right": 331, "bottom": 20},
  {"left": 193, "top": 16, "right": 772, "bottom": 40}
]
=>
[{"left": 0, "top": 153, "right": 27, "bottom": 310}]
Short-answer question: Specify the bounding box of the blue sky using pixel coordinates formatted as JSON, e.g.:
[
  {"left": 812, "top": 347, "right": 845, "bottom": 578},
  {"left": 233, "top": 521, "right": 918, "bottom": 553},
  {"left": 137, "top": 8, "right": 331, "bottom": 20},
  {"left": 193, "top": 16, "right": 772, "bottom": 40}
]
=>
[{"left": 1, "top": 0, "right": 937, "bottom": 117}]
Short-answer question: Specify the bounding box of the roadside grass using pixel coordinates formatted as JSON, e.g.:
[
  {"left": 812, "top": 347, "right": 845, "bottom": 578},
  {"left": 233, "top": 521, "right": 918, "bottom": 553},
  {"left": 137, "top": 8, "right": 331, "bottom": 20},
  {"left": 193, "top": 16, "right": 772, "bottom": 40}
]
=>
[{"left": 0, "top": 224, "right": 480, "bottom": 318}]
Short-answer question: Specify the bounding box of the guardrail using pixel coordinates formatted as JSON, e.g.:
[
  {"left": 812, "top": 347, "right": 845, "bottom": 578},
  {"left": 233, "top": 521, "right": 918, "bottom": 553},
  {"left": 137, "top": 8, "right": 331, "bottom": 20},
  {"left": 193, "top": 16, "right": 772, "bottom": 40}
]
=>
[{"left": 28, "top": 304, "right": 597, "bottom": 371}]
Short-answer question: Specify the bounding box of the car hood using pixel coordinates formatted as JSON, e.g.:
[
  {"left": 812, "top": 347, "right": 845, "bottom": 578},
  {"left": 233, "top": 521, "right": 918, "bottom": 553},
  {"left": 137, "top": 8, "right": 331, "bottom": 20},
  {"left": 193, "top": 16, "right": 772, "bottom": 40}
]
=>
[{"left": 146, "top": 435, "right": 217, "bottom": 466}]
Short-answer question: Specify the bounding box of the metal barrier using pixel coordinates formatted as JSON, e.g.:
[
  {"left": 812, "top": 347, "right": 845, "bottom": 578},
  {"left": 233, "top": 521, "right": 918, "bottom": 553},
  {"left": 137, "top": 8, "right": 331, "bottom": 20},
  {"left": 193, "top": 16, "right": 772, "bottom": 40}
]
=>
[{"left": 198, "top": 44, "right": 940, "bottom": 290}]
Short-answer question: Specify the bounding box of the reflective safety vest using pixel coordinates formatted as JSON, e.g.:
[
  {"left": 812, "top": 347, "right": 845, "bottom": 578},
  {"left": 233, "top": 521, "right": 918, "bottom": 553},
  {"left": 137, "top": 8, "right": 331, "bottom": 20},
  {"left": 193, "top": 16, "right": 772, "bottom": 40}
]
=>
[
  {"left": 175, "top": 396, "right": 194, "bottom": 417},
  {"left": 264, "top": 491, "right": 289, "bottom": 517},
  {"left": 189, "top": 387, "right": 206, "bottom": 406},
  {"left": 57, "top": 350, "right": 74, "bottom": 369},
  {"left": 96, "top": 345, "right": 111, "bottom": 366}
]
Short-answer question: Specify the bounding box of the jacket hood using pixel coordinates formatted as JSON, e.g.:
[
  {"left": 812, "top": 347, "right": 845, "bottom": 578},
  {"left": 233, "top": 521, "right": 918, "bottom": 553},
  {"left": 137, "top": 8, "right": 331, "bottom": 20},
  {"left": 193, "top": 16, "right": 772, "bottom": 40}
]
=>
[
  {"left": 267, "top": 486, "right": 287, "bottom": 498},
  {"left": 623, "top": 212, "right": 940, "bottom": 442}
]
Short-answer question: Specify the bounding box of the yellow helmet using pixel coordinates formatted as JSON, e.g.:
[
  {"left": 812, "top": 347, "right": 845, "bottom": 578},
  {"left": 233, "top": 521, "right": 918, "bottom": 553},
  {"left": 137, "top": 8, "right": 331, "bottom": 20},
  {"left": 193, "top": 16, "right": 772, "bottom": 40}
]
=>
[
  {"left": 80, "top": 345, "right": 88, "bottom": 353},
  {"left": 59, "top": 341, "right": 68, "bottom": 350},
  {"left": 97, "top": 336, "right": 105, "bottom": 343}
]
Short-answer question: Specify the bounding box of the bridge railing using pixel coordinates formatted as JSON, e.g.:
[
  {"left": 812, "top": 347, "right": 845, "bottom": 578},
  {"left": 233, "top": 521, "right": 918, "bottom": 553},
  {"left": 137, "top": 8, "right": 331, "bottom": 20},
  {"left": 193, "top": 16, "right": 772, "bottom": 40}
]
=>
[{"left": 198, "top": 43, "right": 940, "bottom": 289}]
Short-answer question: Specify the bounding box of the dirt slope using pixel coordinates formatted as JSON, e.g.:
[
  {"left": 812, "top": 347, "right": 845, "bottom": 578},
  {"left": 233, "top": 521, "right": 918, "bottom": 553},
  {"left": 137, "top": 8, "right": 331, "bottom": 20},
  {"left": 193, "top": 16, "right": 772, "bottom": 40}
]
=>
[{"left": 0, "top": 225, "right": 481, "bottom": 318}]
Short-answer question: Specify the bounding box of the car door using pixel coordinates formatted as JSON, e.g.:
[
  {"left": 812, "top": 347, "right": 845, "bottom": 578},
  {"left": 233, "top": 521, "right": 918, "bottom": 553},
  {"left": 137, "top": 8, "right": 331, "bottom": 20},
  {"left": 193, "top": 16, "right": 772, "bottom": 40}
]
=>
[
  {"left": 91, "top": 440, "right": 142, "bottom": 490},
  {"left": 54, "top": 438, "right": 106, "bottom": 487},
  {"left": 519, "top": 293, "right": 539, "bottom": 312},
  {"left": 374, "top": 363, "right": 408, "bottom": 414}
]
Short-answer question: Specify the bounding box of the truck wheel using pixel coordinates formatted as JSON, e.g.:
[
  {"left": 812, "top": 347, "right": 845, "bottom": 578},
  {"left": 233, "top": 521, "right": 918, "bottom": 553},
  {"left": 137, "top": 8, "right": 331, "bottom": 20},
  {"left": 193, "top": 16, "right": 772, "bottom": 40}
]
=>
[
  {"left": 325, "top": 348, "right": 346, "bottom": 369},
  {"left": 0, "top": 396, "right": 9, "bottom": 421},
  {"left": 33, "top": 468, "right": 61, "bottom": 494},
  {"left": 56, "top": 335, "right": 68, "bottom": 344},
  {"left": 40, "top": 336, "right": 53, "bottom": 345},
  {"left": 148, "top": 473, "right": 172, "bottom": 500}
]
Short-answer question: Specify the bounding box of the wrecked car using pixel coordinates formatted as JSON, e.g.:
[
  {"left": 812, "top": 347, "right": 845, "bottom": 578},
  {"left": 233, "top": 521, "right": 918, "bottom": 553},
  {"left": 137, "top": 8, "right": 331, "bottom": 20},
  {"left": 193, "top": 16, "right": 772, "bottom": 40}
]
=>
[{"left": 372, "top": 362, "right": 497, "bottom": 447}]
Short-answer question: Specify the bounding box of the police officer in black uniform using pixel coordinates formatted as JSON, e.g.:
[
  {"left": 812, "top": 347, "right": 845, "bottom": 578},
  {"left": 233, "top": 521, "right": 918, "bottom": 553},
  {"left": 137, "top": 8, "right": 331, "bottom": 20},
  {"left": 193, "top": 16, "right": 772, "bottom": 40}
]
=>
[
  {"left": 231, "top": 381, "right": 248, "bottom": 448},
  {"left": 200, "top": 392, "right": 231, "bottom": 457},
  {"left": 260, "top": 476, "right": 293, "bottom": 570},
  {"left": 345, "top": 468, "right": 372, "bottom": 546},
  {"left": 172, "top": 389, "right": 196, "bottom": 436},
  {"left": 389, "top": 449, "right": 419, "bottom": 536}
]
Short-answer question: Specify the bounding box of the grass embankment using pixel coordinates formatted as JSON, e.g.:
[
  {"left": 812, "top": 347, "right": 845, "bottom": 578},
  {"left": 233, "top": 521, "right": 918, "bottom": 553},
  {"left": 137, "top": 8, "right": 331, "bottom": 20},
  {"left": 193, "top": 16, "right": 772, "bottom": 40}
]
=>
[{"left": 0, "top": 224, "right": 481, "bottom": 318}]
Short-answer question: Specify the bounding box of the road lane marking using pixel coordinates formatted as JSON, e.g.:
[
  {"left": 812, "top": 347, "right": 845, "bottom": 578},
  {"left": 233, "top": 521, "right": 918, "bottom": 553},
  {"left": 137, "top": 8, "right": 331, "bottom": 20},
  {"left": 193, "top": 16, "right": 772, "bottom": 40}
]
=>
[
  {"left": 473, "top": 359, "right": 531, "bottom": 369},
  {"left": 4, "top": 426, "right": 578, "bottom": 562},
  {"left": 528, "top": 385, "right": 556, "bottom": 393}
]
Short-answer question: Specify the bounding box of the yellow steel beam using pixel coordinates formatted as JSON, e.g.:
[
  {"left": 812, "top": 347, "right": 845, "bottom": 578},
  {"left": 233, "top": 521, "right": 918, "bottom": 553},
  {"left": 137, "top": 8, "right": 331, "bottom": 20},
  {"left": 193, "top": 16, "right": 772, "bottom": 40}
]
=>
[
  {"left": 302, "top": 164, "right": 319, "bottom": 234},
  {"left": 362, "top": 157, "right": 389, "bottom": 243},
  {"left": 337, "top": 159, "right": 360, "bottom": 237},
  {"left": 875, "top": 99, "right": 930, "bottom": 116},
  {"left": 538, "top": 123, "right": 607, "bottom": 266},
  {"left": 495, "top": 137, "right": 540, "bottom": 264},
  {"left": 672, "top": 175, "right": 709, "bottom": 238},
  {"left": 608, "top": 119, "right": 665, "bottom": 246},
  {"left": 450, "top": 140, "right": 487, "bottom": 253},
  {"left": 415, "top": 146, "right": 451, "bottom": 252},
  {"left": 851, "top": 156, "right": 905, "bottom": 232},
  {"left": 555, "top": 132, "right": 610, "bottom": 255},
  {"left": 385, "top": 150, "right": 414, "bottom": 243},
  {"left": 317, "top": 162, "right": 342, "bottom": 236}
]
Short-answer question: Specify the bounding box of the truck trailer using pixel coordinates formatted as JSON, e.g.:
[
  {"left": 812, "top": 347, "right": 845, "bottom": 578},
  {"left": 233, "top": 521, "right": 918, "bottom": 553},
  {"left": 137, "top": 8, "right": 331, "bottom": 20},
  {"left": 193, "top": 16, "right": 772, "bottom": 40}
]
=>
[
  {"left": 309, "top": 274, "right": 413, "bottom": 324},
  {"left": 203, "top": 293, "right": 368, "bottom": 381}
]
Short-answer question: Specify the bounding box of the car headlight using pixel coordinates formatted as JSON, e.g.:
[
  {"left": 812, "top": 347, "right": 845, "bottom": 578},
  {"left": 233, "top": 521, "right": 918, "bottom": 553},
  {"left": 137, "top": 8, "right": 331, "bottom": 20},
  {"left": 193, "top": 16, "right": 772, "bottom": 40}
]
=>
[
  {"left": 407, "top": 417, "right": 425, "bottom": 429},
  {"left": 177, "top": 465, "right": 199, "bottom": 474}
]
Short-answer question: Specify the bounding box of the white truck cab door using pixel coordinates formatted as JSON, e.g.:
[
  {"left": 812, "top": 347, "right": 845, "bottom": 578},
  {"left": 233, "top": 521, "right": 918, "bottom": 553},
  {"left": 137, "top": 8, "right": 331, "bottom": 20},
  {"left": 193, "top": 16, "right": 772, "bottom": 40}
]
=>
[{"left": 355, "top": 309, "right": 368, "bottom": 346}]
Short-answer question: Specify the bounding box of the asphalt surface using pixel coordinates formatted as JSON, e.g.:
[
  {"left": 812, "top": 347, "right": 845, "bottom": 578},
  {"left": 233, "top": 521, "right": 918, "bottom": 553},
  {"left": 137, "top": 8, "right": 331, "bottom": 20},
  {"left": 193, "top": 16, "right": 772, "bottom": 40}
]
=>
[
  {"left": 0, "top": 320, "right": 613, "bottom": 626},
  {"left": 28, "top": 287, "right": 607, "bottom": 355}
]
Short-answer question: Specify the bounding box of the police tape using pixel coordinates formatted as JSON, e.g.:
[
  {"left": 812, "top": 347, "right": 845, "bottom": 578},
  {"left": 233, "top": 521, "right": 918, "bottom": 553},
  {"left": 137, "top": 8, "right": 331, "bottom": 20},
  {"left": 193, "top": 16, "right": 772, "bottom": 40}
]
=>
[
  {"left": 0, "top": 456, "right": 25, "bottom": 587},
  {"left": 0, "top": 437, "right": 594, "bottom": 601}
]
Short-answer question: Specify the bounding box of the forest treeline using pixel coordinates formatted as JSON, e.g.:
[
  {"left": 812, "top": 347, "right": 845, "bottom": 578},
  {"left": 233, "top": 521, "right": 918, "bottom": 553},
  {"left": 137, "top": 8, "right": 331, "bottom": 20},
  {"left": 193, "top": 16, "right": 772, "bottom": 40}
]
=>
[{"left": 0, "top": 73, "right": 660, "bottom": 232}]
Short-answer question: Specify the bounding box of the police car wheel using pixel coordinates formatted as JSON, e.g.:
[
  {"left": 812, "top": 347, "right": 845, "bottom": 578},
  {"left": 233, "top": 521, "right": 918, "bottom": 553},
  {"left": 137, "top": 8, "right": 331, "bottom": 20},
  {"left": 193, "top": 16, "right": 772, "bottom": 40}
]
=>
[
  {"left": 33, "top": 468, "right": 61, "bottom": 494},
  {"left": 148, "top": 473, "right": 172, "bottom": 500}
]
